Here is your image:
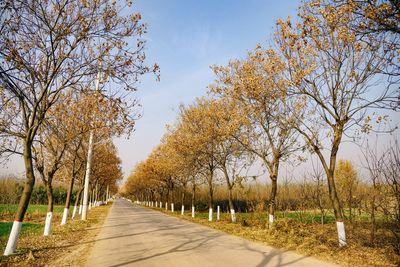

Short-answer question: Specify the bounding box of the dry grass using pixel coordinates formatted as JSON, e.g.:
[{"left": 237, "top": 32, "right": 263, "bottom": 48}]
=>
[
  {"left": 0, "top": 204, "right": 111, "bottom": 267},
  {"left": 154, "top": 208, "right": 400, "bottom": 267}
]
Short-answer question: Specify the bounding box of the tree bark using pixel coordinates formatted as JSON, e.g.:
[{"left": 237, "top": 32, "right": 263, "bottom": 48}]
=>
[
  {"left": 15, "top": 140, "right": 35, "bottom": 221},
  {"left": 312, "top": 123, "right": 346, "bottom": 246},
  {"left": 82, "top": 130, "right": 94, "bottom": 220},
  {"left": 74, "top": 187, "right": 84, "bottom": 208},
  {"left": 4, "top": 139, "right": 35, "bottom": 255},
  {"left": 191, "top": 183, "right": 196, "bottom": 207},
  {"left": 269, "top": 174, "right": 278, "bottom": 226},
  {"left": 46, "top": 183, "right": 54, "bottom": 213},
  {"left": 228, "top": 188, "right": 234, "bottom": 212},
  {"left": 181, "top": 191, "right": 185, "bottom": 207},
  {"left": 208, "top": 170, "right": 214, "bottom": 209},
  {"left": 65, "top": 176, "right": 75, "bottom": 210}
]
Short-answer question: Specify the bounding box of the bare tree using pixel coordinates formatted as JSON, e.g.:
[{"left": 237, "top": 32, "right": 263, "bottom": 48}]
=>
[
  {"left": 275, "top": 0, "right": 397, "bottom": 246},
  {"left": 0, "top": 0, "right": 157, "bottom": 255}
]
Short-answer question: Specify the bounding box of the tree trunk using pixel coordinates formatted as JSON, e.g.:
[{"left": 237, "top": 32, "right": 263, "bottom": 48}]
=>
[
  {"left": 181, "top": 191, "right": 185, "bottom": 215},
  {"left": 269, "top": 174, "right": 278, "bottom": 227},
  {"left": 82, "top": 130, "right": 94, "bottom": 220},
  {"left": 16, "top": 141, "right": 35, "bottom": 221},
  {"left": 61, "top": 175, "right": 75, "bottom": 225},
  {"left": 326, "top": 125, "right": 346, "bottom": 246},
  {"left": 208, "top": 171, "right": 214, "bottom": 222},
  {"left": 44, "top": 183, "right": 54, "bottom": 236},
  {"left": 171, "top": 183, "right": 175, "bottom": 212},
  {"left": 228, "top": 187, "right": 236, "bottom": 223},
  {"left": 191, "top": 183, "right": 196, "bottom": 218},
  {"left": 72, "top": 187, "right": 83, "bottom": 219},
  {"left": 4, "top": 139, "right": 35, "bottom": 255},
  {"left": 222, "top": 166, "right": 236, "bottom": 222}
]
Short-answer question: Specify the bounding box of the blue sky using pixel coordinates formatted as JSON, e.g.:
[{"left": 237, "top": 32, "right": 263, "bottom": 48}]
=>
[
  {"left": 115, "top": 0, "right": 301, "bottom": 178},
  {"left": 0, "top": 0, "right": 301, "bottom": 178},
  {"left": 3, "top": 1, "right": 397, "bottom": 182}
]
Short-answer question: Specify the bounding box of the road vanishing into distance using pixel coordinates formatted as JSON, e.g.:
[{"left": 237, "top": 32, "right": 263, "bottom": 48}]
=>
[{"left": 86, "top": 199, "right": 337, "bottom": 267}]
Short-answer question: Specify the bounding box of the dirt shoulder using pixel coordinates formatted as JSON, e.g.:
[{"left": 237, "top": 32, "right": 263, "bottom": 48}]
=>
[
  {"left": 0, "top": 204, "right": 111, "bottom": 267},
  {"left": 149, "top": 207, "right": 399, "bottom": 267}
]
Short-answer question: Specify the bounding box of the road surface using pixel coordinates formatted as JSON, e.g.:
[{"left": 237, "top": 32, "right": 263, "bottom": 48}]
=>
[{"left": 86, "top": 199, "right": 338, "bottom": 267}]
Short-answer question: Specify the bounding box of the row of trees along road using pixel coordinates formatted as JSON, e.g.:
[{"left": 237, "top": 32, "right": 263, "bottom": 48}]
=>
[
  {"left": 0, "top": 0, "right": 158, "bottom": 255},
  {"left": 122, "top": 0, "right": 399, "bottom": 248}
]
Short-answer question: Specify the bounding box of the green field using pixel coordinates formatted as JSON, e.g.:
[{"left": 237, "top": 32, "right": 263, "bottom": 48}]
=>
[
  {"left": 0, "top": 222, "right": 43, "bottom": 242},
  {"left": 0, "top": 204, "right": 70, "bottom": 215},
  {"left": 0, "top": 204, "right": 74, "bottom": 243}
]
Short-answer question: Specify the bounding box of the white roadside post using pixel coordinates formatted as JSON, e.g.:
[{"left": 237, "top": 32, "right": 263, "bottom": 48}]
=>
[
  {"left": 160, "top": 201, "right": 162, "bottom": 208},
  {"left": 171, "top": 203, "right": 174, "bottom": 212},
  {"left": 192, "top": 205, "right": 195, "bottom": 218},
  {"left": 165, "top": 202, "right": 168, "bottom": 211},
  {"left": 217, "top": 206, "right": 220, "bottom": 221},
  {"left": 181, "top": 205, "right": 184, "bottom": 215},
  {"left": 208, "top": 208, "right": 213, "bottom": 221}
]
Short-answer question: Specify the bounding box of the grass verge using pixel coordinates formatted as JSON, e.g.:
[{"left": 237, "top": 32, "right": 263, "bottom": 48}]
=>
[
  {"left": 0, "top": 204, "right": 74, "bottom": 223},
  {"left": 151, "top": 207, "right": 400, "bottom": 267},
  {"left": 0, "top": 204, "right": 111, "bottom": 267}
]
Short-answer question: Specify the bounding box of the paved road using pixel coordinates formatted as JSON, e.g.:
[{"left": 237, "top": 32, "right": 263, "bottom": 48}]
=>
[{"left": 86, "top": 199, "right": 337, "bottom": 267}]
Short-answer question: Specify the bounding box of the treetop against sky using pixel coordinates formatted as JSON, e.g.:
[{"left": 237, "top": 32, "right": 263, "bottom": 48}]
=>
[{"left": 2, "top": 0, "right": 399, "bottom": 181}]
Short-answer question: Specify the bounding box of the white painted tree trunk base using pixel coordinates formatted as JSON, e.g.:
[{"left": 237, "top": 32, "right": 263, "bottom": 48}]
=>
[
  {"left": 336, "top": 221, "right": 347, "bottom": 247},
  {"left": 81, "top": 205, "right": 88, "bottom": 220},
  {"left": 230, "top": 209, "right": 236, "bottom": 223},
  {"left": 269, "top": 214, "right": 274, "bottom": 227},
  {"left": 3, "top": 221, "right": 22, "bottom": 256},
  {"left": 160, "top": 201, "right": 162, "bottom": 208},
  {"left": 181, "top": 205, "right": 184, "bottom": 215},
  {"left": 165, "top": 202, "right": 168, "bottom": 211},
  {"left": 208, "top": 208, "right": 213, "bottom": 221},
  {"left": 79, "top": 205, "right": 83, "bottom": 215},
  {"left": 217, "top": 206, "right": 220, "bottom": 221},
  {"left": 60, "top": 208, "right": 68, "bottom": 225},
  {"left": 171, "top": 203, "right": 174, "bottom": 212},
  {"left": 192, "top": 206, "right": 195, "bottom": 218},
  {"left": 44, "top": 212, "right": 53, "bottom": 236},
  {"left": 72, "top": 205, "right": 78, "bottom": 219}
]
